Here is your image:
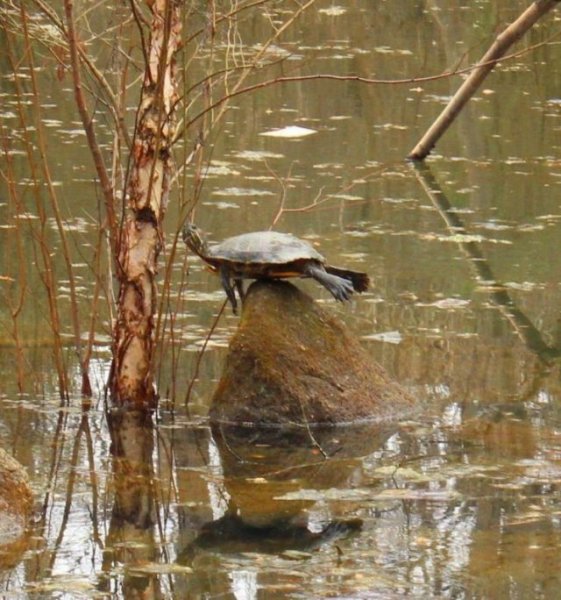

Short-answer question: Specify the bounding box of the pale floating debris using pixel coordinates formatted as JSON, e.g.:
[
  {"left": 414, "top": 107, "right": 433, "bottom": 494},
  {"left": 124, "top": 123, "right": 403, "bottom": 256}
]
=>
[
  {"left": 375, "top": 123, "right": 409, "bottom": 131},
  {"left": 276, "top": 487, "right": 370, "bottom": 502},
  {"left": 203, "top": 201, "right": 240, "bottom": 210},
  {"left": 130, "top": 563, "right": 193, "bottom": 575},
  {"left": 536, "top": 213, "right": 561, "bottom": 221},
  {"left": 507, "top": 512, "right": 546, "bottom": 526},
  {"left": 374, "top": 488, "right": 461, "bottom": 501},
  {"left": 252, "top": 43, "right": 291, "bottom": 59},
  {"left": 374, "top": 46, "right": 413, "bottom": 56},
  {"left": 382, "top": 196, "right": 416, "bottom": 204},
  {"left": 282, "top": 550, "right": 313, "bottom": 559},
  {"left": 206, "top": 163, "right": 241, "bottom": 176},
  {"left": 5, "top": 148, "right": 26, "bottom": 156},
  {"left": 234, "top": 149, "right": 284, "bottom": 161},
  {"left": 42, "top": 119, "right": 63, "bottom": 127},
  {"left": 504, "top": 281, "right": 536, "bottom": 292},
  {"left": 420, "top": 232, "right": 512, "bottom": 245},
  {"left": 184, "top": 290, "right": 225, "bottom": 302},
  {"left": 27, "top": 575, "right": 94, "bottom": 594},
  {"left": 246, "top": 175, "right": 278, "bottom": 182},
  {"left": 48, "top": 216, "right": 91, "bottom": 232},
  {"left": 345, "top": 229, "right": 370, "bottom": 238},
  {"left": 340, "top": 251, "right": 368, "bottom": 260},
  {"left": 518, "top": 223, "right": 545, "bottom": 232},
  {"left": 193, "top": 338, "right": 229, "bottom": 349},
  {"left": 259, "top": 125, "right": 317, "bottom": 138},
  {"left": 424, "top": 94, "right": 453, "bottom": 104},
  {"left": 374, "top": 46, "right": 395, "bottom": 54},
  {"left": 318, "top": 6, "right": 347, "bottom": 16},
  {"left": 58, "top": 128, "right": 86, "bottom": 138},
  {"left": 213, "top": 187, "right": 274, "bottom": 197},
  {"left": 374, "top": 466, "right": 432, "bottom": 481},
  {"left": 15, "top": 212, "right": 39, "bottom": 220},
  {"left": 331, "top": 193, "right": 363, "bottom": 200},
  {"left": 277, "top": 486, "right": 459, "bottom": 502},
  {"left": 314, "top": 162, "right": 342, "bottom": 170},
  {"left": 363, "top": 330, "right": 403, "bottom": 345},
  {"left": 447, "top": 207, "right": 474, "bottom": 214},
  {"left": 478, "top": 220, "right": 512, "bottom": 231},
  {"left": 427, "top": 297, "right": 470, "bottom": 310}
]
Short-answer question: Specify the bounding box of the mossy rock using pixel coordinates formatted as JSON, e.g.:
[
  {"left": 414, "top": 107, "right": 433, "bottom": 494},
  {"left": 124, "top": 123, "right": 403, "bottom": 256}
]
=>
[{"left": 210, "top": 280, "right": 417, "bottom": 427}]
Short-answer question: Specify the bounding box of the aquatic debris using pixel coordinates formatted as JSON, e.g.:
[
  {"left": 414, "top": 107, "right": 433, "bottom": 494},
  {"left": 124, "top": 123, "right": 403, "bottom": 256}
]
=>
[
  {"left": 318, "top": 6, "right": 347, "bottom": 16},
  {"left": 259, "top": 125, "right": 317, "bottom": 138},
  {"left": 426, "top": 298, "right": 470, "bottom": 310},
  {"left": 212, "top": 187, "right": 274, "bottom": 197},
  {"left": 363, "top": 330, "right": 403, "bottom": 345}
]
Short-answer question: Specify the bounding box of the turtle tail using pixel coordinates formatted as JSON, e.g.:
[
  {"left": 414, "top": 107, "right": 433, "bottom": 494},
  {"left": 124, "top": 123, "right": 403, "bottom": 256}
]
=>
[{"left": 325, "top": 266, "right": 370, "bottom": 293}]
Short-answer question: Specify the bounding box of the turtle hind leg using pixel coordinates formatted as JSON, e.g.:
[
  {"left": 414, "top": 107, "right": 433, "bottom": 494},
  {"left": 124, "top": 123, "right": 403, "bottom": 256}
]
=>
[
  {"left": 220, "top": 266, "right": 238, "bottom": 314},
  {"left": 304, "top": 263, "right": 354, "bottom": 302},
  {"left": 325, "top": 266, "right": 370, "bottom": 293}
]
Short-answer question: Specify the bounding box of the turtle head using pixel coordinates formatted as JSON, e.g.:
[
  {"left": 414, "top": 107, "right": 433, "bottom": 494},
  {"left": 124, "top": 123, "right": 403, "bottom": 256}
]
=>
[{"left": 182, "top": 223, "right": 208, "bottom": 257}]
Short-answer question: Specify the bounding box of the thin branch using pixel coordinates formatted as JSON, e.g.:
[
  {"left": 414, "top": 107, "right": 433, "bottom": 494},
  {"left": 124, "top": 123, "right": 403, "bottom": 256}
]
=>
[
  {"left": 63, "top": 0, "right": 117, "bottom": 253},
  {"left": 182, "top": 31, "right": 561, "bottom": 133}
]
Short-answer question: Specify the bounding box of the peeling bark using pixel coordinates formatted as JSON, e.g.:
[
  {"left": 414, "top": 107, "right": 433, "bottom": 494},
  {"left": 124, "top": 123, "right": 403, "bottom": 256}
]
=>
[{"left": 109, "top": 0, "right": 182, "bottom": 408}]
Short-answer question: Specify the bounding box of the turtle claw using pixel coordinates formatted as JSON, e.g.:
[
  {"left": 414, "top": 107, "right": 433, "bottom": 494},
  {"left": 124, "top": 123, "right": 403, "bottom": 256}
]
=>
[{"left": 333, "top": 278, "right": 354, "bottom": 302}]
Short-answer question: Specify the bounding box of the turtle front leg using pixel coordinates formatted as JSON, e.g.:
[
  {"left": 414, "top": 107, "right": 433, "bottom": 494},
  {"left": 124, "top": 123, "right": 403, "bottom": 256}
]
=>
[
  {"left": 234, "top": 278, "right": 245, "bottom": 304},
  {"left": 220, "top": 265, "right": 238, "bottom": 314}
]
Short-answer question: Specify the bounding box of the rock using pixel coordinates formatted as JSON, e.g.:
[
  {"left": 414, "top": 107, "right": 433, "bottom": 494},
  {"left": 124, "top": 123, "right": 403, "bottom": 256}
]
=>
[
  {"left": 210, "top": 280, "right": 416, "bottom": 427},
  {"left": 0, "top": 447, "right": 33, "bottom": 567}
]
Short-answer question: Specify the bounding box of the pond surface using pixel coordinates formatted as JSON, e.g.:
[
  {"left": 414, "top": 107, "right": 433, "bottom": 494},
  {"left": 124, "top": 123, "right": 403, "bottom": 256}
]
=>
[{"left": 2, "top": 0, "right": 561, "bottom": 597}]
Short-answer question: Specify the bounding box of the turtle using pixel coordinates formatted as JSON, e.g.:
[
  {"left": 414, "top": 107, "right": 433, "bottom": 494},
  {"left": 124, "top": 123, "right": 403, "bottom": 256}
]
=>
[{"left": 182, "top": 223, "right": 370, "bottom": 314}]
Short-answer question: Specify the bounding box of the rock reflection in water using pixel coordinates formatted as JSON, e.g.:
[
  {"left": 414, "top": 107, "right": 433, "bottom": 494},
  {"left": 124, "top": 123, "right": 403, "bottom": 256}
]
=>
[{"left": 180, "top": 421, "right": 393, "bottom": 560}]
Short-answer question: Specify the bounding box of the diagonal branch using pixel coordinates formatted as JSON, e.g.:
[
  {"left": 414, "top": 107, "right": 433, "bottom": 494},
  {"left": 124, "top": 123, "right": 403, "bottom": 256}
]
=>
[{"left": 408, "top": 0, "right": 561, "bottom": 160}]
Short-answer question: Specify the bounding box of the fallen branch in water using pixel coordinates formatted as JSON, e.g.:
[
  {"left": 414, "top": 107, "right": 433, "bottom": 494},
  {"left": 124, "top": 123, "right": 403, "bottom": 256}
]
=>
[{"left": 408, "top": 0, "right": 561, "bottom": 160}]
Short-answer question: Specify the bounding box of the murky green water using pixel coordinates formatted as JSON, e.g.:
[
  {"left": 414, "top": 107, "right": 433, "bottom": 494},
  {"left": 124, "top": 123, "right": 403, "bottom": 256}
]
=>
[{"left": 2, "top": 0, "right": 561, "bottom": 597}]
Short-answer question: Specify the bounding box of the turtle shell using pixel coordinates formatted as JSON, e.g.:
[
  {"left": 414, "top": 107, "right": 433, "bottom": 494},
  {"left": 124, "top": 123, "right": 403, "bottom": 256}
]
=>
[{"left": 206, "top": 231, "right": 325, "bottom": 266}]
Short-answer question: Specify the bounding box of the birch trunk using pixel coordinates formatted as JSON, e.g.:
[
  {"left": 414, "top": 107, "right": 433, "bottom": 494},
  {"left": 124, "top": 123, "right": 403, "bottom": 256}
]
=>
[
  {"left": 408, "top": 0, "right": 560, "bottom": 160},
  {"left": 109, "top": 0, "right": 182, "bottom": 407}
]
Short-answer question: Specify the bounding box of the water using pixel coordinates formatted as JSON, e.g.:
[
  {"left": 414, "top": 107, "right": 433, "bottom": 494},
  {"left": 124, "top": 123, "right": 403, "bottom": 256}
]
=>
[{"left": 2, "top": 0, "right": 561, "bottom": 597}]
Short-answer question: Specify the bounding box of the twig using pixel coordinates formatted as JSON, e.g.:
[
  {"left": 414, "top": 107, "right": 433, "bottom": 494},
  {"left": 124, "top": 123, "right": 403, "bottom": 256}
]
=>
[
  {"left": 183, "top": 31, "right": 561, "bottom": 133},
  {"left": 185, "top": 300, "right": 227, "bottom": 409},
  {"left": 63, "top": 0, "right": 117, "bottom": 253}
]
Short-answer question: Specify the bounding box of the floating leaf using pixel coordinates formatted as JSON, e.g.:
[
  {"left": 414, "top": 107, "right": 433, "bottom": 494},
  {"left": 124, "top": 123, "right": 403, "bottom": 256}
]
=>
[
  {"left": 213, "top": 187, "right": 274, "bottom": 197},
  {"left": 427, "top": 298, "right": 470, "bottom": 310},
  {"left": 235, "top": 150, "right": 284, "bottom": 161},
  {"left": 318, "top": 6, "right": 347, "bottom": 16},
  {"left": 260, "top": 125, "right": 317, "bottom": 138},
  {"left": 363, "top": 330, "right": 403, "bottom": 344}
]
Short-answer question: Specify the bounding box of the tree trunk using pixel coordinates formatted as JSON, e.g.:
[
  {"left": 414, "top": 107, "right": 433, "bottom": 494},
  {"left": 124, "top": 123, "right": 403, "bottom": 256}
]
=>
[
  {"left": 408, "top": 0, "right": 560, "bottom": 161},
  {"left": 109, "top": 0, "right": 182, "bottom": 408}
]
